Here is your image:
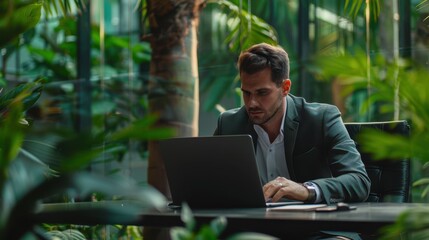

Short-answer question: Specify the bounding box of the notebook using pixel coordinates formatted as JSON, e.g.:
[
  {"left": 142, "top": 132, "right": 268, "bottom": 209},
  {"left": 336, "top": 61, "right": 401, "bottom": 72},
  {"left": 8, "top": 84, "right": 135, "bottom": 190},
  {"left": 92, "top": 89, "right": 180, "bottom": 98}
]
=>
[{"left": 158, "top": 134, "right": 302, "bottom": 209}]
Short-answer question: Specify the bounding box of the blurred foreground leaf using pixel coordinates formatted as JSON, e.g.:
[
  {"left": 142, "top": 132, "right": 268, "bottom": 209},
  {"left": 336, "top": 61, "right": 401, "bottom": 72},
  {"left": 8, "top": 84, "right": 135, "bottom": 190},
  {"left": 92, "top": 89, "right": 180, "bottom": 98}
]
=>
[
  {"left": 1, "top": 172, "right": 167, "bottom": 239},
  {"left": 380, "top": 207, "right": 429, "bottom": 240},
  {"left": 170, "top": 203, "right": 276, "bottom": 240}
]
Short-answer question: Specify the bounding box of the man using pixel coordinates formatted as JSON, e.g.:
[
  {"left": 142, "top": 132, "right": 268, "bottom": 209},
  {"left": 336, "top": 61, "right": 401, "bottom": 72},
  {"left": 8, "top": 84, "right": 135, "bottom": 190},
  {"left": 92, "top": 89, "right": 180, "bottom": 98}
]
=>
[{"left": 214, "top": 43, "right": 370, "bottom": 205}]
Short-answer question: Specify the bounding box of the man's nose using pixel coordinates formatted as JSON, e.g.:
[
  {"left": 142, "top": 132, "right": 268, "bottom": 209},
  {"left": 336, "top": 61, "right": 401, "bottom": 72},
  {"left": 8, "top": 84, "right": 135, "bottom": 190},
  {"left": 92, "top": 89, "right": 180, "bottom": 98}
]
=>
[{"left": 248, "top": 95, "right": 258, "bottom": 107}]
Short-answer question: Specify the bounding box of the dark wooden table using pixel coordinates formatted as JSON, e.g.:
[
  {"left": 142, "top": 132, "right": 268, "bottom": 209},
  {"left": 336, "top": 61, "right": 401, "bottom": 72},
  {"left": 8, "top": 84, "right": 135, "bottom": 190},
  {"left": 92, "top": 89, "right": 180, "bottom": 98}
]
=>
[{"left": 35, "top": 201, "right": 423, "bottom": 238}]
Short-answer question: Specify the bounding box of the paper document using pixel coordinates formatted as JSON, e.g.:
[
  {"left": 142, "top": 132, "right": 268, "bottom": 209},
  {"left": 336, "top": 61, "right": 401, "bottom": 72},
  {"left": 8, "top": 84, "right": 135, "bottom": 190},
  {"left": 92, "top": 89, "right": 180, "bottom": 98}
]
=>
[{"left": 267, "top": 204, "right": 327, "bottom": 211}]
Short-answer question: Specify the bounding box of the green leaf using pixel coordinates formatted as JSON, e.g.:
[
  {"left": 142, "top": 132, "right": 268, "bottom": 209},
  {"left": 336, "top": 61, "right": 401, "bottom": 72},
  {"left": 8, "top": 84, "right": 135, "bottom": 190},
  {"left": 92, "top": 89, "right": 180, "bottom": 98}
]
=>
[
  {"left": 92, "top": 100, "right": 117, "bottom": 115},
  {"left": 209, "top": 0, "right": 278, "bottom": 54},
  {"left": 56, "top": 132, "right": 104, "bottom": 172},
  {"left": 358, "top": 129, "right": 412, "bottom": 160},
  {"left": 379, "top": 207, "right": 429, "bottom": 240},
  {"left": 110, "top": 115, "right": 176, "bottom": 141},
  {"left": 202, "top": 75, "right": 236, "bottom": 111},
  {"left": 132, "top": 42, "right": 152, "bottom": 63},
  {"left": 170, "top": 227, "right": 193, "bottom": 240},
  {"left": 413, "top": 178, "right": 429, "bottom": 187},
  {"left": 344, "top": 0, "right": 380, "bottom": 20},
  {"left": 0, "top": 2, "right": 42, "bottom": 47},
  {"left": 209, "top": 216, "right": 227, "bottom": 237},
  {"left": 47, "top": 229, "right": 86, "bottom": 240},
  {"left": 27, "top": 46, "right": 56, "bottom": 63},
  {"left": 228, "top": 232, "right": 277, "bottom": 240},
  {"left": 41, "top": 0, "right": 86, "bottom": 17},
  {"left": 2, "top": 172, "right": 167, "bottom": 239},
  {"left": 196, "top": 225, "right": 218, "bottom": 240},
  {"left": 0, "top": 100, "right": 25, "bottom": 178},
  {"left": 0, "top": 80, "right": 44, "bottom": 113},
  {"left": 181, "top": 203, "right": 196, "bottom": 231}
]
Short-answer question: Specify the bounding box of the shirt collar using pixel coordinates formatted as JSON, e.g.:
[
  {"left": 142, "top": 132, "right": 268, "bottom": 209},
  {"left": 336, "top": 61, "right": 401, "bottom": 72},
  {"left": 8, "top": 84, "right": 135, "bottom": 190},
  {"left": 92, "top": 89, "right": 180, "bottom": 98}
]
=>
[{"left": 253, "top": 97, "right": 287, "bottom": 141}]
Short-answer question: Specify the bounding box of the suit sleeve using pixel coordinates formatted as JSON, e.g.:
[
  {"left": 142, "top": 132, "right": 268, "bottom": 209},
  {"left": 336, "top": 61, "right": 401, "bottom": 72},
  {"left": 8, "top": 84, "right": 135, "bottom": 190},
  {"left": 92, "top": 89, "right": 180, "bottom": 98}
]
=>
[
  {"left": 312, "top": 106, "right": 371, "bottom": 203},
  {"left": 213, "top": 115, "right": 221, "bottom": 135},
  {"left": 214, "top": 110, "right": 227, "bottom": 135},
  {"left": 213, "top": 107, "right": 248, "bottom": 136}
]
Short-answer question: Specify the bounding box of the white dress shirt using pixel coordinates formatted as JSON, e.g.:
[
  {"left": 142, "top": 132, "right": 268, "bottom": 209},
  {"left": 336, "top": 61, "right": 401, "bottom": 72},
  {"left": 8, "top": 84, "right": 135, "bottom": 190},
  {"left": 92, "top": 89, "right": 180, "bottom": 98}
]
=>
[
  {"left": 254, "top": 117, "right": 288, "bottom": 185},
  {"left": 253, "top": 98, "right": 322, "bottom": 202}
]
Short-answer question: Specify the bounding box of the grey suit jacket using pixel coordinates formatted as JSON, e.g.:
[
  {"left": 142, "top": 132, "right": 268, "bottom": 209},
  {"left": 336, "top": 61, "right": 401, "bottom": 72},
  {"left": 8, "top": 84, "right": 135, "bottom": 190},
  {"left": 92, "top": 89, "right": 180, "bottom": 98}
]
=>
[{"left": 214, "top": 94, "right": 371, "bottom": 204}]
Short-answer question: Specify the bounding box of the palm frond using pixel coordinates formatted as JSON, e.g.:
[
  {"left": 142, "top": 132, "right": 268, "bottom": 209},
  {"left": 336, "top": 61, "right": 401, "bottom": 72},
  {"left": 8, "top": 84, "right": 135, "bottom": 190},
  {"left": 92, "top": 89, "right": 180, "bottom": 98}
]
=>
[
  {"left": 42, "top": 0, "right": 86, "bottom": 17},
  {"left": 0, "top": 2, "right": 42, "bottom": 47},
  {"left": 344, "top": 0, "right": 380, "bottom": 20},
  {"left": 208, "top": 0, "right": 278, "bottom": 53}
]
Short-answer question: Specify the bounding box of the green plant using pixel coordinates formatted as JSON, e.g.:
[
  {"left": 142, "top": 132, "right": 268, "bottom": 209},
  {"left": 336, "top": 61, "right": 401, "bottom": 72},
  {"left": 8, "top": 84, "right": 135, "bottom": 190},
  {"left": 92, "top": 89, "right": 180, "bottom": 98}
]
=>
[
  {"left": 0, "top": 1, "right": 42, "bottom": 47},
  {"left": 312, "top": 8, "right": 429, "bottom": 240},
  {"left": 20, "top": 14, "right": 154, "bottom": 171},
  {"left": 171, "top": 204, "right": 276, "bottom": 240},
  {"left": 0, "top": 80, "right": 173, "bottom": 239},
  {"left": 46, "top": 229, "right": 86, "bottom": 240},
  {"left": 379, "top": 207, "right": 429, "bottom": 240},
  {"left": 309, "top": 1, "right": 429, "bottom": 238},
  {"left": 313, "top": 49, "right": 409, "bottom": 121},
  {"left": 0, "top": 98, "right": 174, "bottom": 239},
  {"left": 199, "top": 0, "right": 279, "bottom": 112},
  {"left": 0, "top": 80, "right": 44, "bottom": 189},
  {"left": 0, "top": 1, "right": 174, "bottom": 239}
]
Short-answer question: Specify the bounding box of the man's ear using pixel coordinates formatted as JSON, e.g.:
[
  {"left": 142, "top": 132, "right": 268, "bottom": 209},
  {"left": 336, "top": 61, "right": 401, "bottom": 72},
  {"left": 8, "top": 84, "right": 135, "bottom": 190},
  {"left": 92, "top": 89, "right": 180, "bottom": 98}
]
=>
[{"left": 282, "top": 79, "right": 291, "bottom": 95}]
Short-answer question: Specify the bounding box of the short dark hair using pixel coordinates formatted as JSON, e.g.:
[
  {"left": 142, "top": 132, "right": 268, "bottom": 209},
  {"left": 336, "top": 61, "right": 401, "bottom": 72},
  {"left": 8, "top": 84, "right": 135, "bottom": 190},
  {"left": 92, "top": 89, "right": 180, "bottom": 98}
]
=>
[{"left": 237, "top": 43, "right": 289, "bottom": 86}]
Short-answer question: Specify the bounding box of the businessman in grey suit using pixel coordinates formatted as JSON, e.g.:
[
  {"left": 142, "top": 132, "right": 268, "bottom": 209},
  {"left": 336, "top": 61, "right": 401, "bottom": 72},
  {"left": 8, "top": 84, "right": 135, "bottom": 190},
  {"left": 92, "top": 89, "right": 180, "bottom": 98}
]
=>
[
  {"left": 214, "top": 43, "right": 370, "bottom": 207},
  {"left": 214, "top": 43, "right": 370, "bottom": 240}
]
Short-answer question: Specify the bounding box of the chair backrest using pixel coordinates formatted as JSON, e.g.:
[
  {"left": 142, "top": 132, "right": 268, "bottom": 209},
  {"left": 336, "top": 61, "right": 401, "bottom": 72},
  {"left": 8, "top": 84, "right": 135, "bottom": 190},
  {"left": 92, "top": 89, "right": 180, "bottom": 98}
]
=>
[{"left": 344, "top": 120, "right": 411, "bottom": 203}]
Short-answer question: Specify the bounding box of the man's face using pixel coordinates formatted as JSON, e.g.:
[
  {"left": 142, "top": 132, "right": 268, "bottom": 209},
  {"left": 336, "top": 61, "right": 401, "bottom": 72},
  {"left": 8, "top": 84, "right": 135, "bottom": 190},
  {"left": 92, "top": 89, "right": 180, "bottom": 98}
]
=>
[{"left": 240, "top": 68, "right": 290, "bottom": 126}]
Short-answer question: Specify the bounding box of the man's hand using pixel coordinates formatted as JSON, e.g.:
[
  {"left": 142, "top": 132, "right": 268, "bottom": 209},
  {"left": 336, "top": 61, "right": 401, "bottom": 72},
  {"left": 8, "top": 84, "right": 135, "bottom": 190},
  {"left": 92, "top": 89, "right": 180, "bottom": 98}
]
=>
[{"left": 263, "top": 177, "right": 309, "bottom": 202}]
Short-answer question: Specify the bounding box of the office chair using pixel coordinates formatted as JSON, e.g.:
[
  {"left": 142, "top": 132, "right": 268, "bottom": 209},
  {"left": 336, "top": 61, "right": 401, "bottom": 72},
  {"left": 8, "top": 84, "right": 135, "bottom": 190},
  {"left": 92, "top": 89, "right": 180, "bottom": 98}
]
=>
[{"left": 344, "top": 120, "right": 411, "bottom": 203}]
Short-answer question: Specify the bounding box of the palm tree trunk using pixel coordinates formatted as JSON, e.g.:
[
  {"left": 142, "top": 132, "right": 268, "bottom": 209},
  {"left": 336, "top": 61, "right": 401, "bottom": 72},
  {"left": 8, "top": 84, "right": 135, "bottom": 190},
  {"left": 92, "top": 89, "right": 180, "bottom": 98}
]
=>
[{"left": 146, "top": 0, "right": 204, "bottom": 199}]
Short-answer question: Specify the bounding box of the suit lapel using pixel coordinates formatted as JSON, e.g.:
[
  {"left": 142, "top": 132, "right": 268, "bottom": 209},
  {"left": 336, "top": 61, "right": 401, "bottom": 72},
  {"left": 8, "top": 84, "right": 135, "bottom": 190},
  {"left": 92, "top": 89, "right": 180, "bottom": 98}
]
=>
[
  {"left": 248, "top": 120, "right": 259, "bottom": 152},
  {"left": 241, "top": 109, "right": 259, "bottom": 152},
  {"left": 284, "top": 95, "right": 299, "bottom": 180}
]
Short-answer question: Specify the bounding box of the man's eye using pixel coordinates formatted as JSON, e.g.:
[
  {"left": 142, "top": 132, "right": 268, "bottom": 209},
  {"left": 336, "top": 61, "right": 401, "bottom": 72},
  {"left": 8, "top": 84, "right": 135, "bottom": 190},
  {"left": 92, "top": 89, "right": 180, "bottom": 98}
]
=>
[{"left": 257, "top": 91, "right": 269, "bottom": 96}]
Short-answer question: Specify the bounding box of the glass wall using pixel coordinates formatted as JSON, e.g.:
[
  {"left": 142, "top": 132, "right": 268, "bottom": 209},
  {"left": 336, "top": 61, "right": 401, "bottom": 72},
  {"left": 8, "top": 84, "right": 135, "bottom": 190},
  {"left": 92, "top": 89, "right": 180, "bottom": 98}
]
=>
[{"left": 1, "top": 0, "right": 150, "bottom": 184}]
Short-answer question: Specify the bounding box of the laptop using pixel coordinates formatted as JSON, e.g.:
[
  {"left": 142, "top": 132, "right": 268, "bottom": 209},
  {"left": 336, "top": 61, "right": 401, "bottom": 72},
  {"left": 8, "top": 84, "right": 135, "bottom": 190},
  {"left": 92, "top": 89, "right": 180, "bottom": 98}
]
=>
[{"left": 159, "top": 134, "right": 302, "bottom": 209}]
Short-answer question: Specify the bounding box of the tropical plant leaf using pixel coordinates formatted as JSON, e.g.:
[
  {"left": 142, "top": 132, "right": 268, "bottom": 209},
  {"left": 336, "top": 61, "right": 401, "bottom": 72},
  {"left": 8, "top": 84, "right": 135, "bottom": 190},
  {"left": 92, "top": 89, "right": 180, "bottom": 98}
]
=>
[
  {"left": 0, "top": 2, "right": 42, "bottom": 47},
  {"left": 47, "top": 229, "right": 86, "bottom": 240},
  {"left": 27, "top": 46, "right": 57, "bottom": 64},
  {"left": 209, "top": 216, "right": 227, "bottom": 236},
  {"left": 0, "top": 99, "right": 26, "bottom": 193},
  {"left": 132, "top": 42, "right": 152, "bottom": 63},
  {"left": 41, "top": 0, "right": 86, "bottom": 17},
  {"left": 181, "top": 203, "right": 196, "bottom": 232},
  {"left": 196, "top": 225, "right": 219, "bottom": 239},
  {"left": 379, "top": 207, "right": 429, "bottom": 240},
  {"left": 344, "top": 0, "right": 380, "bottom": 20},
  {"left": 53, "top": 114, "right": 175, "bottom": 172},
  {"left": 417, "top": 0, "right": 429, "bottom": 21},
  {"left": 199, "top": 0, "right": 279, "bottom": 112},
  {"left": 202, "top": 73, "right": 237, "bottom": 111},
  {"left": 357, "top": 129, "right": 412, "bottom": 160},
  {"left": 1, "top": 172, "right": 167, "bottom": 239},
  {"left": 170, "top": 227, "right": 193, "bottom": 240},
  {"left": 0, "top": 78, "right": 44, "bottom": 173},
  {"left": 170, "top": 202, "right": 275, "bottom": 240},
  {"left": 0, "top": 79, "right": 44, "bottom": 114},
  {"left": 55, "top": 132, "right": 105, "bottom": 172},
  {"left": 209, "top": 0, "right": 278, "bottom": 53},
  {"left": 413, "top": 178, "right": 429, "bottom": 198},
  {"left": 110, "top": 114, "right": 176, "bottom": 141}
]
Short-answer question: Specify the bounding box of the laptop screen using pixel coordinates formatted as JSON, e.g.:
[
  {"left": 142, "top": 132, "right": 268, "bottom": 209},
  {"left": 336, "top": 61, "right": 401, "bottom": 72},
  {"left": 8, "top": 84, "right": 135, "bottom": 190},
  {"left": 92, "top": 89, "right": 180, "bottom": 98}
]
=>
[{"left": 159, "top": 135, "right": 268, "bottom": 208}]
